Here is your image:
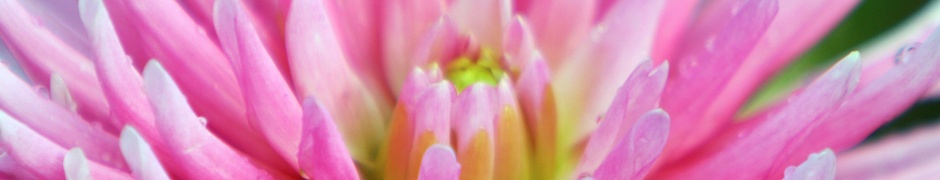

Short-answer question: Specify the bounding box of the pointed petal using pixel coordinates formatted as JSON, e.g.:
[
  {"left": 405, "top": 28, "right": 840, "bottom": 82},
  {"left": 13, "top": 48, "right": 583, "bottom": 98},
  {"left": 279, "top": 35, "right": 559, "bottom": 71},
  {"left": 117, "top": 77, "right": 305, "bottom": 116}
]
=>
[
  {"left": 0, "top": 110, "right": 131, "bottom": 180},
  {"left": 298, "top": 98, "right": 360, "bottom": 180},
  {"left": 79, "top": 0, "right": 163, "bottom": 149},
  {"left": 0, "top": 0, "right": 110, "bottom": 124},
  {"left": 594, "top": 109, "right": 670, "bottom": 180},
  {"left": 286, "top": 0, "right": 389, "bottom": 161},
  {"left": 215, "top": 0, "right": 302, "bottom": 169},
  {"left": 142, "top": 61, "right": 272, "bottom": 179},
  {"left": 103, "top": 0, "right": 288, "bottom": 169},
  {"left": 119, "top": 127, "right": 170, "bottom": 180},
  {"left": 50, "top": 74, "right": 78, "bottom": 112},
  {"left": 417, "top": 145, "right": 461, "bottom": 180},
  {"left": 452, "top": 84, "right": 497, "bottom": 180},
  {"left": 515, "top": 58, "right": 558, "bottom": 178},
  {"left": 407, "top": 82, "right": 456, "bottom": 180},
  {"left": 659, "top": 0, "right": 779, "bottom": 162},
  {"left": 383, "top": 0, "right": 448, "bottom": 91},
  {"left": 0, "top": 63, "right": 125, "bottom": 170},
  {"left": 779, "top": 27, "right": 940, "bottom": 177},
  {"left": 576, "top": 60, "right": 668, "bottom": 175},
  {"left": 382, "top": 68, "right": 442, "bottom": 180},
  {"left": 656, "top": 52, "right": 860, "bottom": 179},
  {"left": 783, "top": 149, "right": 836, "bottom": 180},
  {"left": 448, "top": 0, "right": 511, "bottom": 48},
  {"left": 502, "top": 17, "right": 539, "bottom": 75},
  {"left": 494, "top": 77, "right": 532, "bottom": 180}
]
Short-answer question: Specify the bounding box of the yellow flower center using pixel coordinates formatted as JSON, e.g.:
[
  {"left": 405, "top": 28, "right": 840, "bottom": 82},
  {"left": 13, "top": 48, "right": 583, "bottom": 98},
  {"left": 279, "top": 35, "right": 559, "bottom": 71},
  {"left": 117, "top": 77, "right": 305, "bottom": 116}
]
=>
[{"left": 445, "top": 48, "right": 504, "bottom": 92}]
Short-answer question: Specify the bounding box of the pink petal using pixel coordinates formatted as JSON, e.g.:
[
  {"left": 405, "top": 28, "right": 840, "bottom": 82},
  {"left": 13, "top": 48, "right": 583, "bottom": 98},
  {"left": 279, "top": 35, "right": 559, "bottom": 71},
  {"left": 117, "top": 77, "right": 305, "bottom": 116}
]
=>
[
  {"left": 119, "top": 127, "right": 170, "bottom": 180},
  {"left": 593, "top": 109, "right": 670, "bottom": 180},
  {"left": 576, "top": 60, "right": 668, "bottom": 175},
  {"left": 141, "top": 61, "right": 273, "bottom": 179},
  {"left": 383, "top": 0, "right": 448, "bottom": 91},
  {"left": 78, "top": 0, "right": 163, "bottom": 150},
  {"left": 654, "top": 52, "right": 860, "bottom": 179},
  {"left": 50, "top": 73, "right": 78, "bottom": 112},
  {"left": 452, "top": 84, "right": 497, "bottom": 150},
  {"left": 238, "top": 0, "right": 294, "bottom": 86},
  {"left": 298, "top": 98, "right": 360, "bottom": 180},
  {"left": 521, "top": 0, "right": 594, "bottom": 65},
  {"left": 215, "top": 0, "right": 303, "bottom": 169},
  {"left": 103, "top": 0, "right": 289, "bottom": 169},
  {"left": 0, "top": 0, "right": 110, "bottom": 124},
  {"left": 415, "top": 82, "right": 456, "bottom": 146},
  {"left": 658, "top": 0, "right": 779, "bottom": 163},
  {"left": 783, "top": 149, "right": 836, "bottom": 180},
  {"left": 836, "top": 123, "right": 940, "bottom": 179},
  {"left": 0, "top": 110, "right": 131, "bottom": 180},
  {"left": 719, "top": 0, "right": 860, "bottom": 120},
  {"left": 448, "top": 0, "right": 511, "bottom": 48},
  {"left": 0, "top": 63, "right": 126, "bottom": 170},
  {"left": 650, "top": 0, "right": 698, "bottom": 62},
  {"left": 516, "top": 57, "right": 551, "bottom": 136},
  {"left": 778, "top": 27, "right": 940, "bottom": 178},
  {"left": 570, "top": 0, "right": 666, "bottom": 133},
  {"left": 323, "top": 0, "right": 391, "bottom": 101},
  {"left": 411, "top": 17, "right": 470, "bottom": 68},
  {"left": 502, "top": 17, "right": 539, "bottom": 75},
  {"left": 286, "top": 0, "right": 390, "bottom": 161},
  {"left": 417, "top": 145, "right": 461, "bottom": 180}
]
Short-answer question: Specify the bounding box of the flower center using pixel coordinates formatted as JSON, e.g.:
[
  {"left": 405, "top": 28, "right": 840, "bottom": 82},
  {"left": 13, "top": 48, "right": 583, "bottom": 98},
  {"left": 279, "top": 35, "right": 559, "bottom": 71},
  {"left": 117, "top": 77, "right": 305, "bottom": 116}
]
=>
[{"left": 445, "top": 48, "right": 504, "bottom": 92}]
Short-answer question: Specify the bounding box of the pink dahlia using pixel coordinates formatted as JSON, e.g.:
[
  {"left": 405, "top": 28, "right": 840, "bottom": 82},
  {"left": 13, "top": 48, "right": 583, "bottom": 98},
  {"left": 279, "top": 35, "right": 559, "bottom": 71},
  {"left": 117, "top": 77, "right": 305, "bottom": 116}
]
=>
[{"left": 0, "top": 0, "right": 938, "bottom": 179}]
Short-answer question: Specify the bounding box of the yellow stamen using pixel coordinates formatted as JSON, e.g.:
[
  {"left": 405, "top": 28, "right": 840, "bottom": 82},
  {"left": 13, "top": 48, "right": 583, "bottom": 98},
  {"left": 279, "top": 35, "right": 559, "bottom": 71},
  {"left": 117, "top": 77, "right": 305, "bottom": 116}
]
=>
[{"left": 445, "top": 48, "right": 504, "bottom": 92}]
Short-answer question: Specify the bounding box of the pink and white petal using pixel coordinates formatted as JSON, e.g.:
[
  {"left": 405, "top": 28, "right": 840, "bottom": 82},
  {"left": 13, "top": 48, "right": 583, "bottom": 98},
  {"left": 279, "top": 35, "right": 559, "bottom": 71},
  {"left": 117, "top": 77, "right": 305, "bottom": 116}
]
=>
[
  {"left": 658, "top": 0, "right": 779, "bottom": 163},
  {"left": 0, "top": 64, "right": 126, "bottom": 170},
  {"left": 79, "top": 0, "right": 163, "bottom": 147},
  {"left": 324, "top": 0, "right": 392, "bottom": 102},
  {"left": 298, "top": 98, "right": 359, "bottom": 180},
  {"left": 50, "top": 74, "right": 78, "bottom": 112},
  {"left": 216, "top": 0, "right": 303, "bottom": 169},
  {"left": 0, "top": 0, "right": 110, "bottom": 125},
  {"left": 516, "top": 57, "right": 551, "bottom": 135},
  {"left": 0, "top": 110, "right": 131, "bottom": 180},
  {"left": 593, "top": 109, "right": 670, "bottom": 180},
  {"left": 452, "top": 84, "right": 498, "bottom": 150},
  {"left": 414, "top": 82, "right": 457, "bottom": 145},
  {"left": 778, "top": 27, "right": 940, "bottom": 178},
  {"left": 239, "top": 0, "right": 294, "bottom": 85},
  {"left": 102, "top": 0, "right": 289, "bottom": 170},
  {"left": 16, "top": 0, "right": 92, "bottom": 55},
  {"left": 649, "top": 0, "right": 699, "bottom": 62},
  {"left": 654, "top": 52, "right": 860, "bottom": 179},
  {"left": 448, "top": 0, "right": 511, "bottom": 48},
  {"left": 286, "top": 0, "right": 390, "bottom": 161},
  {"left": 417, "top": 145, "right": 461, "bottom": 180},
  {"left": 783, "top": 149, "right": 836, "bottom": 180},
  {"left": 836, "top": 123, "right": 940, "bottom": 179},
  {"left": 719, "top": 0, "right": 860, "bottom": 119},
  {"left": 411, "top": 17, "right": 470, "bottom": 67},
  {"left": 521, "top": 0, "right": 594, "bottom": 66},
  {"left": 576, "top": 60, "right": 668, "bottom": 175},
  {"left": 141, "top": 61, "right": 273, "bottom": 179},
  {"left": 502, "top": 17, "right": 539, "bottom": 75},
  {"left": 65, "top": 148, "right": 133, "bottom": 180},
  {"left": 383, "top": 0, "right": 449, "bottom": 91},
  {"left": 119, "top": 127, "right": 170, "bottom": 180}
]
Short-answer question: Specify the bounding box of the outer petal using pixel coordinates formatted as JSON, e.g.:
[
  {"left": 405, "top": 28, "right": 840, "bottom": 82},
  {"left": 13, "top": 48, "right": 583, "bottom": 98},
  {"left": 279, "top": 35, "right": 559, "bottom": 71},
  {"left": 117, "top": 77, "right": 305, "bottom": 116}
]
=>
[
  {"left": 417, "top": 145, "right": 461, "bottom": 180},
  {"left": 0, "top": 0, "right": 110, "bottom": 125},
  {"left": 102, "top": 0, "right": 288, "bottom": 169},
  {"left": 837, "top": 124, "right": 940, "bottom": 179},
  {"left": 141, "top": 61, "right": 273, "bottom": 179},
  {"left": 778, "top": 27, "right": 940, "bottom": 177},
  {"left": 521, "top": 0, "right": 594, "bottom": 65},
  {"left": 593, "top": 109, "right": 670, "bottom": 180},
  {"left": 383, "top": 0, "right": 448, "bottom": 91},
  {"left": 654, "top": 52, "right": 860, "bottom": 179},
  {"left": 298, "top": 98, "right": 360, "bottom": 180},
  {"left": 658, "top": 0, "right": 779, "bottom": 163},
  {"left": 216, "top": 0, "right": 303, "bottom": 169},
  {"left": 576, "top": 60, "right": 668, "bottom": 175},
  {"left": 324, "top": 0, "right": 391, "bottom": 100},
  {"left": 286, "top": 0, "right": 389, "bottom": 161},
  {"left": 0, "top": 63, "right": 125, "bottom": 170},
  {"left": 783, "top": 149, "right": 836, "bottom": 180},
  {"left": 0, "top": 110, "right": 131, "bottom": 180},
  {"left": 119, "top": 127, "right": 170, "bottom": 180}
]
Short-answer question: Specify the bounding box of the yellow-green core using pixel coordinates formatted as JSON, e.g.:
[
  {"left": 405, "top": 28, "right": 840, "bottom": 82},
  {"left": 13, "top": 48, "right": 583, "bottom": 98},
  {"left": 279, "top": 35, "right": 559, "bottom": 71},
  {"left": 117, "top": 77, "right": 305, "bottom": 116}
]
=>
[{"left": 445, "top": 48, "right": 504, "bottom": 92}]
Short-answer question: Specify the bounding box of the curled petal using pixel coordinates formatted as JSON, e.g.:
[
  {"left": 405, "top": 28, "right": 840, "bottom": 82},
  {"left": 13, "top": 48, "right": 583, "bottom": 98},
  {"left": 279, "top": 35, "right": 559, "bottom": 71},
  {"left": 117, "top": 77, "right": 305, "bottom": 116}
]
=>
[
  {"left": 298, "top": 98, "right": 360, "bottom": 180},
  {"left": 142, "top": 61, "right": 272, "bottom": 179}
]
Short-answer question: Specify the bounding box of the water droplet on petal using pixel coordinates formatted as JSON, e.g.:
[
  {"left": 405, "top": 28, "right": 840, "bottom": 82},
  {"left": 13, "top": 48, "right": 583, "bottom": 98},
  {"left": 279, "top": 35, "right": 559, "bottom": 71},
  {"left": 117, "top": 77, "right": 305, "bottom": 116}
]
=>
[
  {"left": 198, "top": 117, "right": 208, "bottom": 126},
  {"left": 895, "top": 42, "right": 921, "bottom": 64},
  {"left": 35, "top": 86, "right": 50, "bottom": 99}
]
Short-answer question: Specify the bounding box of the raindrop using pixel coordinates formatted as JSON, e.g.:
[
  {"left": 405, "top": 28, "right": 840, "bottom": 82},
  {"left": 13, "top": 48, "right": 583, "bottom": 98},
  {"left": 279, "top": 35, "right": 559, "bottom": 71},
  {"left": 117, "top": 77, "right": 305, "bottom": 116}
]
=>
[
  {"left": 198, "top": 116, "right": 208, "bottom": 126},
  {"left": 35, "top": 86, "right": 49, "bottom": 99},
  {"left": 895, "top": 42, "right": 921, "bottom": 64}
]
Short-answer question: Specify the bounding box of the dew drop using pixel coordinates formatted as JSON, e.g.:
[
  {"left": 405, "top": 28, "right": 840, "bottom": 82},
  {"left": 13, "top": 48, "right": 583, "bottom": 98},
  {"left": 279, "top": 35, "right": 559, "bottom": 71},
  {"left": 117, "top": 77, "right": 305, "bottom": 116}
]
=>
[
  {"left": 35, "top": 86, "right": 50, "bottom": 99},
  {"left": 198, "top": 117, "right": 208, "bottom": 126},
  {"left": 895, "top": 42, "right": 921, "bottom": 64},
  {"left": 678, "top": 56, "right": 699, "bottom": 78}
]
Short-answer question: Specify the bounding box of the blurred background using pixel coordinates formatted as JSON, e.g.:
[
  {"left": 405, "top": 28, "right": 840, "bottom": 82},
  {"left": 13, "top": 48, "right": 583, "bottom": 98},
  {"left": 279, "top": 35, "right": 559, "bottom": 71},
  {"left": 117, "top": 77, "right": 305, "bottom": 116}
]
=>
[{"left": 746, "top": 0, "right": 937, "bottom": 142}]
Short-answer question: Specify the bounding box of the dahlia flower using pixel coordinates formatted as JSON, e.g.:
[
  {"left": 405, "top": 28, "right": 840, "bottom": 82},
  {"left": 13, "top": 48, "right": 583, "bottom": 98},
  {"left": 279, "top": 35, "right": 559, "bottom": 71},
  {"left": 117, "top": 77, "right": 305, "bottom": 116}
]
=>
[{"left": 0, "top": 0, "right": 938, "bottom": 179}]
